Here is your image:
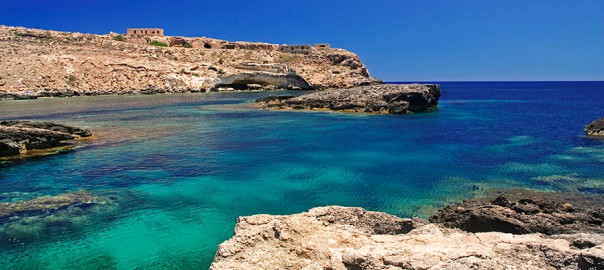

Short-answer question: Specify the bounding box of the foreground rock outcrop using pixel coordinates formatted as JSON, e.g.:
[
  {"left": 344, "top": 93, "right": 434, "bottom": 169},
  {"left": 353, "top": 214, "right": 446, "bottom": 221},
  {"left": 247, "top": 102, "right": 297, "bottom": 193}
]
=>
[
  {"left": 255, "top": 84, "right": 440, "bottom": 114},
  {"left": 0, "top": 120, "right": 91, "bottom": 156},
  {"left": 211, "top": 200, "right": 604, "bottom": 269},
  {"left": 0, "top": 25, "right": 378, "bottom": 99},
  {"left": 585, "top": 117, "right": 604, "bottom": 136}
]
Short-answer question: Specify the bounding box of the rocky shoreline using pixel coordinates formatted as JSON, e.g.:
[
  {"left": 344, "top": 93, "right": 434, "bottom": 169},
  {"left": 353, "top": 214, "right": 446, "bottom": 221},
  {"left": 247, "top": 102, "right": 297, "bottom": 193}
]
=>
[
  {"left": 211, "top": 195, "right": 604, "bottom": 269},
  {"left": 0, "top": 120, "right": 91, "bottom": 157},
  {"left": 256, "top": 84, "right": 440, "bottom": 114}
]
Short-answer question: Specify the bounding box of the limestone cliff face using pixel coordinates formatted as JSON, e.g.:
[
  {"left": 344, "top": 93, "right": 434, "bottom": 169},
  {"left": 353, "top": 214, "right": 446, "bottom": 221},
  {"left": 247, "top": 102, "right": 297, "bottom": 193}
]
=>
[{"left": 0, "top": 26, "right": 378, "bottom": 98}]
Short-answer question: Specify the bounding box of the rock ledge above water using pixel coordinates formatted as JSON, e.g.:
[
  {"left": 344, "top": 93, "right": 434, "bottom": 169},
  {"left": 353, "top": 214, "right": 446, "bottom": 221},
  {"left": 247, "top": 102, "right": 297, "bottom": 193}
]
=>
[
  {"left": 255, "top": 84, "right": 440, "bottom": 114},
  {"left": 429, "top": 195, "right": 604, "bottom": 235},
  {"left": 0, "top": 120, "right": 91, "bottom": 157},
  {"left": 585, "top": 117, "right": 604, "bottom": 136}
]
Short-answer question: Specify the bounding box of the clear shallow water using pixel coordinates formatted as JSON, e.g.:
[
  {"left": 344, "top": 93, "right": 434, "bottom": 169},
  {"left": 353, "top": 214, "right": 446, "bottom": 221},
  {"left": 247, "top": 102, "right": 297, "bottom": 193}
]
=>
[{"left": 0, "top": 81, "right": 603, "bottom": 269}]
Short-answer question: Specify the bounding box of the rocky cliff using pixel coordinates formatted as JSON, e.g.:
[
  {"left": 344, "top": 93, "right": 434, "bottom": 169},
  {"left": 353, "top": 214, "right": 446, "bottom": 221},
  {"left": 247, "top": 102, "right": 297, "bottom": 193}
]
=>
[
  {"left": 211, "top": 197, "right": 604, "bottom": 270},
  {"left": 0, "top": 25, "right": 379, "bottom": 99}
]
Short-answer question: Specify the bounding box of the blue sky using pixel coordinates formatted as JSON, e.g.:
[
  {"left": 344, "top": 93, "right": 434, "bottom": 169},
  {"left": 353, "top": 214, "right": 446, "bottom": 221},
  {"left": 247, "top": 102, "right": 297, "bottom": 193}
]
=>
[{"left": 1, "top": 0, "right": 603, "bottom": 81}]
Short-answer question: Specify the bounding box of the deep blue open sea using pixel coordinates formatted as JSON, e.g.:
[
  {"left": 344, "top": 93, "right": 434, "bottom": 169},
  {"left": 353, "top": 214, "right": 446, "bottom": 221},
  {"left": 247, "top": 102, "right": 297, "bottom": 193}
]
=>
[{"left": 0, "top": 81, "right": 603, "bottom": 269}]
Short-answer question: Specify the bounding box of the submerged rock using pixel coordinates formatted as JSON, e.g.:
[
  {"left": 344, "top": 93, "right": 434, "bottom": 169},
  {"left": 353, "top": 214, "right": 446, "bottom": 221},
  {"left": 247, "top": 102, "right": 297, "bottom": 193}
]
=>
[
  {"left": 0, "top": 191, "right": 117, "bottom": 244},
  {"left": 211, "top": 205, "right": 604, "bottom": 270},
  {"left": 255, "top": 84, "right": 440, "bottom": 114},
  {"left": 429, "top": 195, "right": 604, "bottom": 235},
  {"left": 0, "top": 191, "right": 98, "bottom": 221},
  {"left": 585, "top": 117, "right": 604, "bottom": 136},
  {"left": 0, "top": 120, "right": 91, "bottom": 157}
]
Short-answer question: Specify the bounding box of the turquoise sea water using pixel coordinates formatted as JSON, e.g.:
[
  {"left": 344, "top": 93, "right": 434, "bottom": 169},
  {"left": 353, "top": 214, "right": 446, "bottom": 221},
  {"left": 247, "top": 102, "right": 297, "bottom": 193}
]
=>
[{"left": 0, "top": 81, "right": 603, "bottom": 269}]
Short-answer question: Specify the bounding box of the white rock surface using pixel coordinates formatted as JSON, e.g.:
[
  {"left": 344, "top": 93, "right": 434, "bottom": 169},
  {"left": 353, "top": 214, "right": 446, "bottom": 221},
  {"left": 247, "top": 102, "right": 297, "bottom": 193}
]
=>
[{"left": 211, "top": 206, "right": 604, "bottom": 270}]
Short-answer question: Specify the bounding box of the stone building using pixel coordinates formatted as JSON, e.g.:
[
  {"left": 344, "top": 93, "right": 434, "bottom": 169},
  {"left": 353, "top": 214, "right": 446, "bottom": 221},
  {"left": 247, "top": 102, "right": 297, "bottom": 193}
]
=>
[
  {"left": 314, "top": 43, "right": 331, "bottom": 49},
  {"left": 278, "top": 44, "right": 312, "bottom": 54},
  {"left": 127, "top": 28, "right": 164, "bottom": 36}
]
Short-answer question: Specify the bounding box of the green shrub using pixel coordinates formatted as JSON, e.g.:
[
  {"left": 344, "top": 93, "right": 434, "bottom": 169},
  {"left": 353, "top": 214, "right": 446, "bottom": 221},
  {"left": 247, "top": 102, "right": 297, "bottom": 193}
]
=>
[
  {"left": 183, "top": 43, "right": 193, "bottom": 48},
  {"left": 278, "top": 53, "right": 294, "bottom": 63},
  {"left": 66, "top": 75, "right": 78, "bottom": 87},
  {"left": 180, "top": 69, "right": 186, "bottom": 74},
  {"left": 243, "top": 50, "right": 252, "bottom": 60},
  {"left": 192, "top": 73, "right": 200, "bottom": 77},
  {"left": 113, "top": 35, "right": 125, "bottom": 42},
  {"left": 149, "top": 40, "right": 168, "bottom": 47}
]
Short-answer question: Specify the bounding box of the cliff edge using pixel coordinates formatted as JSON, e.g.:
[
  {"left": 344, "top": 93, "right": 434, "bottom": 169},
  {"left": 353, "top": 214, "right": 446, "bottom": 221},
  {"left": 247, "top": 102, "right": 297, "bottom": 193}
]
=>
[
  {"left": 211, "top": 198, "right": 604, "bottom": 270},
  {"left": 0, "top": 26, "right": 379, "bottom": 99}
]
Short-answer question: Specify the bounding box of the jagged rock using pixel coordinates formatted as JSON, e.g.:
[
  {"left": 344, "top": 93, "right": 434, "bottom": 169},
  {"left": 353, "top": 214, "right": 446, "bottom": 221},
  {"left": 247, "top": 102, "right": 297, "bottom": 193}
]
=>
[
  {"left": 429, "top": 195, "right": 604, "bottom": 235},
  {"left": 211, "top": 206, "right": 604, "bottom": 270},
  {"left": 0, "top": 120, "right": 91, "bottom": 156},
  {"left": 585, "top": 117, "right": 604, "bottom": 136},
  {"left": 0, "top": 191, "right": 98, "bottom": 221},
  {"left": 256, "top": 84, "right": 440, "bottom": 114}
]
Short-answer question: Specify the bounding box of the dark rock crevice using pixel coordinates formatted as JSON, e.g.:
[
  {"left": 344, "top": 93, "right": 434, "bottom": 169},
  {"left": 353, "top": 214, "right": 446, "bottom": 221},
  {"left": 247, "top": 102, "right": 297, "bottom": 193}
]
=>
[{"left": 215, "top": 72, "right": 313, "bottom": 91}]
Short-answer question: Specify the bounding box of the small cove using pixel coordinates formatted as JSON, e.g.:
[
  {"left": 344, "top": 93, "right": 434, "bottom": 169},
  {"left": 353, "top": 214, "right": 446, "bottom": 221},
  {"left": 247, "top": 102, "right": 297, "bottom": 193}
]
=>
[{"left": 1, "top": 81, "right": 603, "bottom": 269}]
